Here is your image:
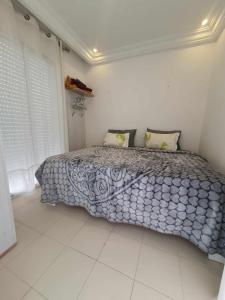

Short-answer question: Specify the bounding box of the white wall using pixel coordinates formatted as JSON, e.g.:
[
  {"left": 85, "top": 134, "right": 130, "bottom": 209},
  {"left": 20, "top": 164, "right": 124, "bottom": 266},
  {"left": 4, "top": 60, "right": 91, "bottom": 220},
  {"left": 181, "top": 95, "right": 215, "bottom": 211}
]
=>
[
  {"left": 200, "top": 29, "right": 225, "bottom": 174},
  {"left": 85, "top": 44, "right": 215, "bottom": 152},
  {"left": 201, "top": 35, "right": 225, "bottom": 298},
  {"left": 63, "top": 50, "right": 89, "bottom": 151},
  {"left": 219, "top": 268, "right": 225, "bottom": 300}
]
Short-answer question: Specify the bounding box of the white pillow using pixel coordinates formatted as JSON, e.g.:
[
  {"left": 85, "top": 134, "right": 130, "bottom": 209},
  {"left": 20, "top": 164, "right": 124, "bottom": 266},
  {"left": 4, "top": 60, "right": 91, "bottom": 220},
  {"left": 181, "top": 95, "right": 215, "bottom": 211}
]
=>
[
  {"left": 144, "top": 131, "right": 180, "bottom": 151},
  {"left": 104, "top": 132, "right": 130, "bottom": 148}
]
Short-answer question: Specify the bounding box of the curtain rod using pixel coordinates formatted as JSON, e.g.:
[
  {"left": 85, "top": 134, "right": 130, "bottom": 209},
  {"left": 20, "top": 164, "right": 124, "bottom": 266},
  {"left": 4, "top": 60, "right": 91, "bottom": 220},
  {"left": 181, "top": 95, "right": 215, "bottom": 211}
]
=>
[{"left": 11, "top": 0, "right": 70, "bottom": 52}]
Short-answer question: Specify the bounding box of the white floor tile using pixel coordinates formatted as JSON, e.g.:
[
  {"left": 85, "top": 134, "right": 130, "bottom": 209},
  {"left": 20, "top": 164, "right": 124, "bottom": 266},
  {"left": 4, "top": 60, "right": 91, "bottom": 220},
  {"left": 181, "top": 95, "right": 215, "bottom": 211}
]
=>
[
  {"left": 8, "top": 193, "right": 223, "bottom": 300},
  {"left": 12, "top": 196, "right": 34, "bottom": 212},
  {"left": 87, "top": 216, "right": 113, "bottom": 231},
  {"left": 180, "top": 258, "right": 221, "bottom": 300},
  {"left": 178, "top": 238, "right": 223, "bottom": 278},
  {"left": 23, "top": 289, "right": 46, "bottom": 300},
  {"left": 21, "top": 187, "right": 41, "bottom": 199},
  {"left": 136, "top": 244, "right": 183, "bottom": 300},
  {"left": 99, "top": 233, "right": 141, "bottom": 278},
  {"left": 45, "top": 216, "right": 85, "bottom": 245},
  {"left": 178, "top": 237, "right": 208, "bottom": 264},
  {"left": 69, "top": 223, "right": 111, "bottom": 259},
  {"left": 113, "top": 223, "right": 144, "bottom": 242},
  {"left": 55, "top": 204, "right": 90, "bottom": 222},
  {"left": 35, "top": 247, "right": 95, "bottom": 300},
  {"left": 13, "top": 188, "right": 41, "bottom": 211},
  {"left": 131, "top": 281, "right": 171, "bottom": 300},
  {"left": 7, "top": 235, "right": 63, "bottom": 285},
  {"left": 0, "top": 268, "right": 30, "bottom": 300},
  {"left": 15, "top": 203, "right": 62, "bottom": 234},
  {"left": 14, "top": 201, "right": 42, "bottom": 221},
  {"left": 143, "top": 228, "right": 180, "bottom": 256},
  {"left": 0, "top": 223, "right": 40, "bottom": 266},
  {"left": 78, "top": 262, "right": 132, "bottom": 300},
  {"left": 203, "top": 259, "right": 224, "bottom": 279}
]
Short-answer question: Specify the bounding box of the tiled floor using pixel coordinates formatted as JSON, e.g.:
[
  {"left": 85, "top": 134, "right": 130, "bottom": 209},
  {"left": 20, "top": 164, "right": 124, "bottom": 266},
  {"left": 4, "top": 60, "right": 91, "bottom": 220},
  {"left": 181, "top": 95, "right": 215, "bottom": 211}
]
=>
[{"left": 0, "top": 188, "right": 223, "bottom": 300}]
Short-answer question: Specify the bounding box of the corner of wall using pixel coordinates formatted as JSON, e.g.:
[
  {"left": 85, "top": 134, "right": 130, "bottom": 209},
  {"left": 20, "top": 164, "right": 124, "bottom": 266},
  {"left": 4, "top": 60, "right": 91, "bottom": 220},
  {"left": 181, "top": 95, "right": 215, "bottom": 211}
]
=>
[
  {"left": 63, "top": 49, "right": 91, "bottom": 151},
  {"left": 199, "top": 28, "right": 225, "bottom": 173}
]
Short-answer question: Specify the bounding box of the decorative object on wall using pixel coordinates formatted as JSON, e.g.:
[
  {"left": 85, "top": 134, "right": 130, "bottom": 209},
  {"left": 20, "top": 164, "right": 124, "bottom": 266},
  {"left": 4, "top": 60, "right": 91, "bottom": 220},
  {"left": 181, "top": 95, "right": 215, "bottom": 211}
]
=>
[{"left": 65, "top": 76, "right": 94, "bottom": 116}]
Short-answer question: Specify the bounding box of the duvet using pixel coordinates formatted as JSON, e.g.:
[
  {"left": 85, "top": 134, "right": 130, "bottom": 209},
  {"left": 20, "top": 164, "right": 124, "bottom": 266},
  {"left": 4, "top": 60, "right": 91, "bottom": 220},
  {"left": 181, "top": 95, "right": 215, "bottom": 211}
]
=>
[{"left": 35, "top": 146, "right": 225, "bottom": 257}]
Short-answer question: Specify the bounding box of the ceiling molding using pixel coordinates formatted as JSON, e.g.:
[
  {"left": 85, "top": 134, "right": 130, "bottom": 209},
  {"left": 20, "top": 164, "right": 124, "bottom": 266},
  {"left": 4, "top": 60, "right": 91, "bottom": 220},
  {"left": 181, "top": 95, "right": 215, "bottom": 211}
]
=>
[
  {"left": 18, "top": 0, "right": 225, "bottom": 65},
  {"left": 17, "top": 0, "right": 93, "bottom": 63}
]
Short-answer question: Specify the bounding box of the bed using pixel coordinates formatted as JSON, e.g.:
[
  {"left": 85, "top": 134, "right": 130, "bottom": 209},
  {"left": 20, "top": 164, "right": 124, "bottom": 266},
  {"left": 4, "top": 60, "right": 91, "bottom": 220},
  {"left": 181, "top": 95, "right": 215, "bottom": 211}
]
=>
[{"left": 35, "top": 146, "right": 225, "bottom": 257}]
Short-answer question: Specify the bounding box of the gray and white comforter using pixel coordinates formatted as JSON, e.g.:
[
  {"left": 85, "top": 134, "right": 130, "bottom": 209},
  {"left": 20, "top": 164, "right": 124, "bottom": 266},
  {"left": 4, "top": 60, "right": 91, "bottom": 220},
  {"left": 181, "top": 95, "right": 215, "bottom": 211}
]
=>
[{"left": 35, "top": 146, "right": 225, "bottom": 257}]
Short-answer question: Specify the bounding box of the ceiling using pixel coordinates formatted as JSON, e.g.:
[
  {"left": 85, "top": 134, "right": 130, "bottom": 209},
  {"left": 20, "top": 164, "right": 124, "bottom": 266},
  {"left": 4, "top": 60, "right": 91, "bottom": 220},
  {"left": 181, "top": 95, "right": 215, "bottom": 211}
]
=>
[{"left": 18, "top": 0, "right": 225, "bottom": 64}]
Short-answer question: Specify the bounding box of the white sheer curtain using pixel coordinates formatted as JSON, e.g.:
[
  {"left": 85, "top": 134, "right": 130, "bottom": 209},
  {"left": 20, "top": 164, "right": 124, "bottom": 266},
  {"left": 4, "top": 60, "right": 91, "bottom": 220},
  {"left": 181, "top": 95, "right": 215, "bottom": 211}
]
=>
[{"left": 0, "top": 0, "right": 67, "bottom": 194}]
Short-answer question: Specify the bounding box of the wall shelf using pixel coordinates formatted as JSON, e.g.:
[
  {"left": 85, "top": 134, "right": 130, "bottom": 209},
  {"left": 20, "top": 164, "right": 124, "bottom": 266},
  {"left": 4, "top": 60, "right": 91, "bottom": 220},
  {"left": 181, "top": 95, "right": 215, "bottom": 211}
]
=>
[
  {"left": 65, "top": 76, "right": 94, "bottom": 116},
  {"left": 65, "top": 86, "right": 94, "bottom": 97}
]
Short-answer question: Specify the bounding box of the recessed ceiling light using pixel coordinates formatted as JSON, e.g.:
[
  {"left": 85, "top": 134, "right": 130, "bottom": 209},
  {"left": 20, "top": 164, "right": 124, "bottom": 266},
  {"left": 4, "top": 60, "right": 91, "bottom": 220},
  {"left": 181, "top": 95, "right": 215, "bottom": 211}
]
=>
[
  {"left": 201, "top": 19, "right": 208, "bottom": 26},
  {"left": 93, "top": 48, "right": 98, "bottom": 53}
]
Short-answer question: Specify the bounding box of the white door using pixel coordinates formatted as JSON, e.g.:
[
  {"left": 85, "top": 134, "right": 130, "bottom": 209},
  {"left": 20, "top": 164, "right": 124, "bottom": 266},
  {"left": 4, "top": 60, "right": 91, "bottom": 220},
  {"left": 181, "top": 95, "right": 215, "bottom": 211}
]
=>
[{"left": 0, "top": 145, "right": 16, "bottom": 256}]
